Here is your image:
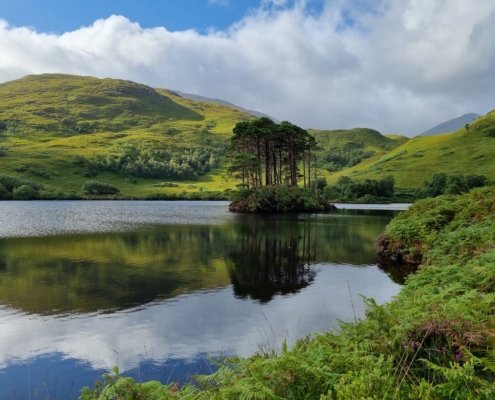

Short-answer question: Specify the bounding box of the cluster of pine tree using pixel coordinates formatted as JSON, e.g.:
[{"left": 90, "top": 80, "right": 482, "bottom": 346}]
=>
[{"left": 228, "top": 117, "right": 318, "bottom": 189}]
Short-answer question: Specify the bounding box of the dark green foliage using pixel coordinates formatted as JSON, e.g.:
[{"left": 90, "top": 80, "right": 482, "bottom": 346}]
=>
[
  {"left": 229, "top": 117, "right": 317, "bottom": 189},
  {"left": 0, "top": 174, "right": 43, "bottom": 199},
  {"left": 228, "top": 118, "right": 326, "bottom": 212},
  {"left": 229, "top": 186, "right": 334, "bottom": 213},
  {"left": 419, "top": 173, "right": 489, "bottom": 198},
  {"left": 314, "top": 177, "right": 328, "bottom": 191},
  {"left": 144, "top": 190, "right": 227, "bottom": 200},
  {"left": 325, "top": 175, "right": 395, "bottom": 202},
  {"left": 0, "top": 175, "right": 22, "bottom": 192},
  {"left": 0, "top": 121, "right": 7, "bottom": 131},
  {"left": 0, "top": 183, "right": 9, "bottom": 199},
  {"left": 12, "top": 184, "right": 39, "bottom": 200},
  {"left": 474, "top": 120, "right": 495, "bottom": 137},
  {"left": 82, "top": 181, "right": 120, "bottom": 195},
  {"left": 76, "top": 144, "right": 221, "bottom": 180}
]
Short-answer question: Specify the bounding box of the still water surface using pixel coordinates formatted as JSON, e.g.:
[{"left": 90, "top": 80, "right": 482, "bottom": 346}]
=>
[{"left": 0, "top": 201, "right": 404, "bottom": 399}]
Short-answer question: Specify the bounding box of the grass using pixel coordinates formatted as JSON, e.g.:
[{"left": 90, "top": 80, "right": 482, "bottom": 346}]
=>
[{"left": 80, "top": 187, "right": 495, "bottom": 399}]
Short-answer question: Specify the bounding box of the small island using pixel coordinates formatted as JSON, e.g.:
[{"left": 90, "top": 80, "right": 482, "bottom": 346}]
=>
[{"left": 227, "top": 117, "right": 335, "bottom": 213}]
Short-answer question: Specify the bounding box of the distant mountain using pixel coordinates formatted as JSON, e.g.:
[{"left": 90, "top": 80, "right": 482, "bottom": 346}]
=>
[
  {"left": 172, "top": 90, "right": 275, "bottom": 120},
  {"left": 419, "top": 113, "right": 480, "bottom": 136}
]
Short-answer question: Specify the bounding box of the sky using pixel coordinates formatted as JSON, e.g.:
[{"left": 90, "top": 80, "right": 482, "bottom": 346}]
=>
[{"left": 0, "top": 0, "right": 494, "bottom": 135}]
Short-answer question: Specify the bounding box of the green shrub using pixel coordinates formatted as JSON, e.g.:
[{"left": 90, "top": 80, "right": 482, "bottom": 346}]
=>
[
  {"left": 78, "top": 144, "right": 223, "bottom": 181},
  {"left": 324, "top": 175, "right": 395, "bottom": 202},
  {"left": 12, "top": 184, "right": 39, "bottom": 200},
  {"left": 0, "top": 175, "right": 23, "bottom": 192},
  {"left": 0, "top": 183, "right": 10, "bottom": 199},
  {"left": 323, "top": 144, "right": 375, "bottom": 172},
  {"left": 82, "top": 181, "right": 120, "bottom": 195},
  {"left": 229, "top": 186, "right": 334, "bottom": 213},
  {"left": 419, "top": 173, "right": 489, "bottom": 198}
]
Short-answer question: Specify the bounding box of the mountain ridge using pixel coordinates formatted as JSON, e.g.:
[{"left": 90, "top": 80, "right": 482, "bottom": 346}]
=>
[
  {"left": 171, "top": 90, "right": 275, "bottom": 120},
  {"left": 419, "top": 112, "right": 480, "bottom": 136}
]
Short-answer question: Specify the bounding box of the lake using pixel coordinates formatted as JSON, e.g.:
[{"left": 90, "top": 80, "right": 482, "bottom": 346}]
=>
[{"left": 0, "top": 201, "right": 406, "bottom": 399}]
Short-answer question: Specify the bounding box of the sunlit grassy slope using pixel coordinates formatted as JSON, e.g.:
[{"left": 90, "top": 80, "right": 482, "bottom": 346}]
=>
[
  {"left": 0, "top": 73, "right": 493, "bottom": 197},
  {"left": 311, "top": 128, "right": 409, "bottom": 181},
  {"left": 0, "top": 74, "right": 253, "bottom": 197},
  {"left": 312, "top": 128, "right": 408, "bottom": 149},
  {"left": 328, "top": 111, "right": 495, "bottom": 187},
  {"left": 312, "top": 128, "right": 408, "bottom": 158}
]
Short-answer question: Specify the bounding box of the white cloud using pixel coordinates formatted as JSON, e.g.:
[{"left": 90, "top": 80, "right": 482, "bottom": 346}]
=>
[{"left": 1, "top": 0, "right": 495, "bottom": 135}]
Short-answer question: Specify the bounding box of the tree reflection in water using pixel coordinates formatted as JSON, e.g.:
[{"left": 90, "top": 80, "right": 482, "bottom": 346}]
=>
[
  {"left": 0, "top": 210, "right": 396, "bottom": 315},
  {"left": 376, "top": 254, "right": 418, "bottom": 285},
  {"left": 228, "top": 219, "right": 317, "bottom": 302}
]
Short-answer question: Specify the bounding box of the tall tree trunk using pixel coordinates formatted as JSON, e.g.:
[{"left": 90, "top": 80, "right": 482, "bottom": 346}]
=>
[
  {"left": 265, "top": 139, "right": 271, "bottom": 186},
  {"left": 303, "top": 151, "right": 306, "bottom": 188},
  {"left": 308, "top": 148, "right": 311, "bottom": 188},
  {"left": 290, "top": 141, "right": 297, "bottom": 186},
  {"left": 256, "top": 138, "right": 262, "bottom": 187},
  {"left": 272, "top": 153, "right": 278, "bottom": 186}
]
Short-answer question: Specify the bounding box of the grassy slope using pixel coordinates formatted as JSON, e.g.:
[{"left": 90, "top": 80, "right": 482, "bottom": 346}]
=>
[
  {"left": 81, "top": 188, "right": 495, "bottom": 399},
  {"left": 311, "top": 128, "right": 408, "bottom": 151},
  {"left": 328, "top": 111, "right": 495, "bottom": 187},
  {"left": 311, "top": 128, "right": 408, "bottom": 179},
  {"left": 0, "top": 74, "right": 252, "bottom": 197},
  {"left": 0, "top": 74, "right": 494, "bottom": 197}
]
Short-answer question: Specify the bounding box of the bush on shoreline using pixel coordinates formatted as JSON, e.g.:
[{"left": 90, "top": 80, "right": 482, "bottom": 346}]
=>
[
  {"left": 82, "top": 181, "right": 120, "bottom": 195},
  {"left": 324, "top": 175, "right": 396, "bottom": 203},
  {"left": 228, "top": 186, "right": 335, "bottom": 213}
]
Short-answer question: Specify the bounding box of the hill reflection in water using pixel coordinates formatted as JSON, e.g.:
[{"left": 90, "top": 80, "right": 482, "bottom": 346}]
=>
[{"left": 0, "top": 210, "right": 395, "bottom": 315}]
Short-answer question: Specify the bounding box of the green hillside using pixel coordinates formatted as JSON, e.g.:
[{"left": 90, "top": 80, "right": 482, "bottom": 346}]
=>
[
  {"left": 0, "top": 74, "right": 203, "bottom": 133},
  {"left": 329, "top": 111, "right": 495, "bottom": 188},
  {"left": 0, "top": 74, "right": 253, "bottom": 198},
  {"left": 0, "top": 73, "right": 493, "bottom": 199},
  {"left": 311, "top": 128, "right": 408, "bottom": 174}
]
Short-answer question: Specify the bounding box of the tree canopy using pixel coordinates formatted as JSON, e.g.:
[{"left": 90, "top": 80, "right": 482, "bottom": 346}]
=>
[{"left": 228, "top": 117, "right": 317, "bottom": 188}]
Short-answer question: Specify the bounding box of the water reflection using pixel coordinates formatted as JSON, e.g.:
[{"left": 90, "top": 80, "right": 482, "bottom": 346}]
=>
[
  {"left": 228, "top": 220, "right": 317, "bottom": 302},
  {"left": 0, "top": 227, "right": 232, "bottom": 315},
  {"left": 376, "top": 255, "right": 419, "bottom": 284},
  {"left": 0, "top": 202, "right": 403, "bottom": 400},
  {"left": 0, "top": 210, "right": 396, "bottom": 315}
]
